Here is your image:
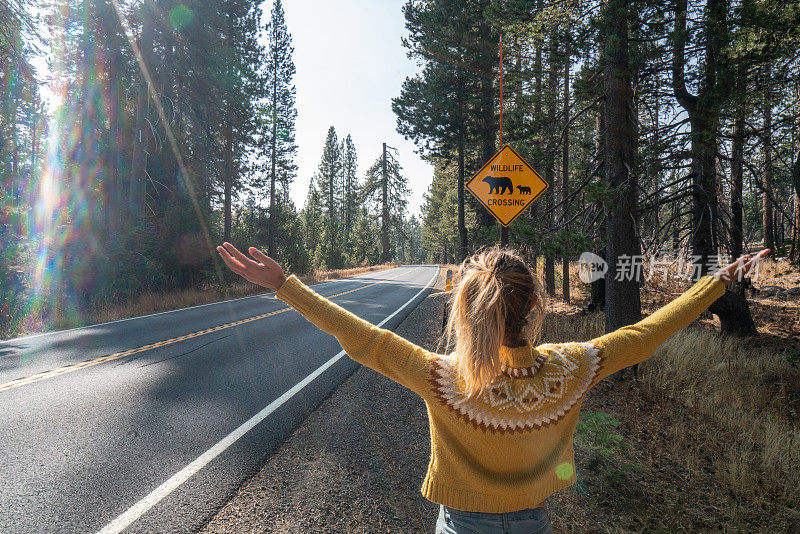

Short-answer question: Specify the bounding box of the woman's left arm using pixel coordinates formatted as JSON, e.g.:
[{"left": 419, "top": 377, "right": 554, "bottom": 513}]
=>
[{"left": 217, "top": 243, "right": 434, "bottom": 394}]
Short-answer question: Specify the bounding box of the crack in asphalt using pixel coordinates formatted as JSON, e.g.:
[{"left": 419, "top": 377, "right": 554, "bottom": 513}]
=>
[{"left": 137, "top": 334, "right": 235, "bottom": 367}]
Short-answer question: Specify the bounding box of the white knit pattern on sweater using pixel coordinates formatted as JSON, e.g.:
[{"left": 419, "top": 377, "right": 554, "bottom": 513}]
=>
[{"left": 429, "top": 342, "right": 602, "bottom": 433}]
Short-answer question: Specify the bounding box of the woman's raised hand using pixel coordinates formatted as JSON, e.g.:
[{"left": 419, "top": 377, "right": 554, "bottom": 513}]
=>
[
  {"left": 713, "top": 249, "right": 770, "bottom": 287},
  {"left": 216, "top": 242, "right": 287, "bottom": 291}
]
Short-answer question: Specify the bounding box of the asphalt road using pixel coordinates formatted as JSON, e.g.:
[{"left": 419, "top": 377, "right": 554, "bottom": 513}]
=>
[{"left": 0, "top": 265, "right": 439, "bottom": 533}]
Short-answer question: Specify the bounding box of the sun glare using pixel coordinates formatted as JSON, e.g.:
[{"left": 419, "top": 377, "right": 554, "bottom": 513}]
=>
[{"left": 36, "top": 168, "right": 59, "bottom": 219}]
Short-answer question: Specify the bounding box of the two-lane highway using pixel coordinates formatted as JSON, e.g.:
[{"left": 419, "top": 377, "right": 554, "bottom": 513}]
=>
[{"left": 0, "top": 265, "right": 439, "bottom": 533}]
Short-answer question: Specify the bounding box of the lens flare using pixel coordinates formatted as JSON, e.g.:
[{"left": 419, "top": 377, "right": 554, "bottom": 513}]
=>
[
  {"left": 555, "top": 461, "right": 574, "bottom": 480},
  {"left": 169, "top": 5, "right": 194, "bottom": 30}
]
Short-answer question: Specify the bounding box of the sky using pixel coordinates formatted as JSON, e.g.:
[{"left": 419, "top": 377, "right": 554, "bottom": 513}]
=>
[
  {"left": 275, "top": 0, "right": 431, "bottom": 216},
  {"left": 31, "top": 0, "right": 433, "bottom": 217}
]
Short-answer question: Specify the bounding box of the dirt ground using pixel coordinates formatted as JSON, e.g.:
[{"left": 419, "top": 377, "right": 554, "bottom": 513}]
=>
[{"left": 199, "top": 267, "right": 799, "bottom": 533}]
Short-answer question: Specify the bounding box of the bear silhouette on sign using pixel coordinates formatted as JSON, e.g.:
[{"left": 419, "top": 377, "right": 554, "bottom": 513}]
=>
[
  {"left": 516, "top": 185, "right": 531, "bottom": 195},
  {"left": 482, "top": 175, "right": 513, "bottom": 195}
]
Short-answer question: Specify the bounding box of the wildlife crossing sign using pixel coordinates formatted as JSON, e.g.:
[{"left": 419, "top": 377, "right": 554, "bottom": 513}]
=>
[{"left": 465, "top": 145, "right": 549, "bottom": 227}]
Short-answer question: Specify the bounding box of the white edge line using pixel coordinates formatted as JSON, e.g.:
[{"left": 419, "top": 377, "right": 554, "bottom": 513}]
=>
[
  {"left": 1, "top": 266, "right": 413, "bottom": 344},
  {"left": 96, "top": 265, "right": 440, "bottom": 534}
]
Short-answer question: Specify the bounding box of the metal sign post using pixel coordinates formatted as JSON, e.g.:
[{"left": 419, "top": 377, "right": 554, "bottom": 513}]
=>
[{"left": 442, "top": 269, "right": 453, "bottom": 333}]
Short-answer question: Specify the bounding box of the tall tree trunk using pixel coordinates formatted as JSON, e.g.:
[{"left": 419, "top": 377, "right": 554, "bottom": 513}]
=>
[
  {"left": 381, "top": 142, "right": 390, "bottom": 263},
  {"left": 731, "top": 88, "right": 745, "bottom": 259},
  {"left": 268, "top": 61, "right": 278, "bottom": 257},
  {"left": 544, "top": 35, "right": 557, "bottom": 297},
  {"left": 223, "top": 120, "right": 233, "bottom": 242},
  {"left": 673, "top": 0, "right": 717, "bottom": 270},
  {"left": 480, "top": 23, "right": 497, "bottom": 229},
  {"left": 30, "top": 104, "right": 38, "bottom": 188},
  {"left": 10, "top": 100, "right": 18, "bottom": 195},
  {"left": 673, "top": 0, "right": 756, "bottom": 335},
  {"left": 102, "top": 3, "right": 122, "bottom": 236},
  {"left": 129, "top": 5, "right": 153, "bottom": 226},
  {"left": 727, "top": 83, "right": 749, "bottom": 304},
  {"left": 792, "top": 154, "right": 800, "bottom": 261},
  {"left": 108, "top": 51, "right": 122, "bottom": 234},
  {"left": 344, "top": 155, "right": 352, "bottom": 243},
  {"left": 601, "top": 0, "right": 642, "bottom": 334},
  {"left": 0, "top": 55, "right": 6, "bottom": 189},
  {"left": 455, "top": 70, "right": 469, "bottom": 262},
  {"left": 762, "top": 96, "right": 775, "bottom": 250},
  {"left": 528, "top": 0, "right": 543, "bottom": 246},
  {"left": 588, "top": 95, "right": 606, "bottom": 314},
  {"left": 792, "top": 72, "right": 800, "bottom": 262},
  {"left": 457, "top": 139, "right": 468, "bottom": 262},
  {"left": 791, "top": 193, "right": 800, "bottom": 261},
  {"left": 562, "top": 41, "right": 571, "bottom": 303}
]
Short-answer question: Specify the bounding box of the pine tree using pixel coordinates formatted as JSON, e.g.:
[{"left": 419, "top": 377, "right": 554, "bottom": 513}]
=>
[
  {"left": 128, "top": 0, "right": 154, "bottom": 226},
  {"left": 340, "top": 134, "right": 358, "bottom": 244},
  {"left": 351, "top": 206, "right": 381, "bottom": 265},
  {"left": 362, "top": 144, "right": 410, "bottom": 262},
  {"left": 301, "top": 176, "right": 324, "bottom": 267},
  {"left": 219, "top": 0, "right": 261, "bottom": 241},
  {"left": 598, "top": 0, "right": 642, "bottom": 335},
  {"left": 404, "top": 214, "right": 424, "bottom": 264},
  {"left": 314, "top": 126, "right": 343, "bottom": 268},
  {"left": 257, "top": 0, "right": 298, "bottom": 256},
  {"left": 420, "top": 158, "right": 460, "bottom": 264},
  {"left": 394, "top": 0, "right": 497, "bottom": 262},
  {"left": 0, "top": 1, "right": 43, "bottom": 335}
]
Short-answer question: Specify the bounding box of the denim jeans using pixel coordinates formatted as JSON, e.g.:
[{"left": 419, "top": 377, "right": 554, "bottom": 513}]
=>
[{"left": 435, "top": 501, "right": 553, "bottom": 534}]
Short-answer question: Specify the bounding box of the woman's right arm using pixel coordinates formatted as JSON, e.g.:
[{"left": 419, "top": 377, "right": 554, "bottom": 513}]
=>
[
  {"left": 216, "top": 243, "right": 435, "bottom": 395},
  {"left": 586, "top": 250, "right": 768, "bottom": 385},
  {"left": 273, "top": 274, "right": 435, "bottom": 393}
]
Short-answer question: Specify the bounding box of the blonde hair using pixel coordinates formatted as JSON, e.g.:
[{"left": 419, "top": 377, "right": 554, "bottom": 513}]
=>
[{"left": 440, "top": 246, "right": 546, "bottom": 399}]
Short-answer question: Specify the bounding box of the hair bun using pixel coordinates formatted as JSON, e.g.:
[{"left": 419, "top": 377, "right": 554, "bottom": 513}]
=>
[{"left": 492, "top": 255, "right": 507, "bottom": 275}]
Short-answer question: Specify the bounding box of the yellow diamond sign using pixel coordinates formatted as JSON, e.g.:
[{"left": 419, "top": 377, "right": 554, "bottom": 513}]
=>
[{"left": 466, "top": 145, "right": 549, "bottom": 227}]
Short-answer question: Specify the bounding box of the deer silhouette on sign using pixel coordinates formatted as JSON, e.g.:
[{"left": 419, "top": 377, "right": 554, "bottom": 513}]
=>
[{"left": 482, "top": 176, "right": 513, "bottom": 195}]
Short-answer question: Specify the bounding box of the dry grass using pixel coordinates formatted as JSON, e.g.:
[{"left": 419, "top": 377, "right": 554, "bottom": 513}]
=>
[
  {"left": 295, "top": 263, "right": 400, "bottom": 285},
  {"left": 55, "top": 263, "right": 399, "bottom": 333},
  {"left": 88, "top": 280, "right": 265, "bottom": 325},
  {"left": 541, "top": 308, "right": 604, "bottom": 343},
  {"left": 750, "top": 257, "right": 800, "bottom": 288},
  {"left": 640, "top": 329, "right": 800, "bottom": 510}
]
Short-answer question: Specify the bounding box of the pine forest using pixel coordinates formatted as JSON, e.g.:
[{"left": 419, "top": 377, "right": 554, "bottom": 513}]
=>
[{"left": 2, "top": 0, "right": 800, "bottom": 340}]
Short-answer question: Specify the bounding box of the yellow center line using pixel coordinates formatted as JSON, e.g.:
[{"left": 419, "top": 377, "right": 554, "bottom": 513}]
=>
[{"left": 0, "top": 266, "right": 423, "bottom": 393}]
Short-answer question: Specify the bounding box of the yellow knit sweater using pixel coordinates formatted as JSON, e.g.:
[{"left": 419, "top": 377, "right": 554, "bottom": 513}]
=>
[{"left": 275, "top": 272, "right": 726, "bottom": 513}]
